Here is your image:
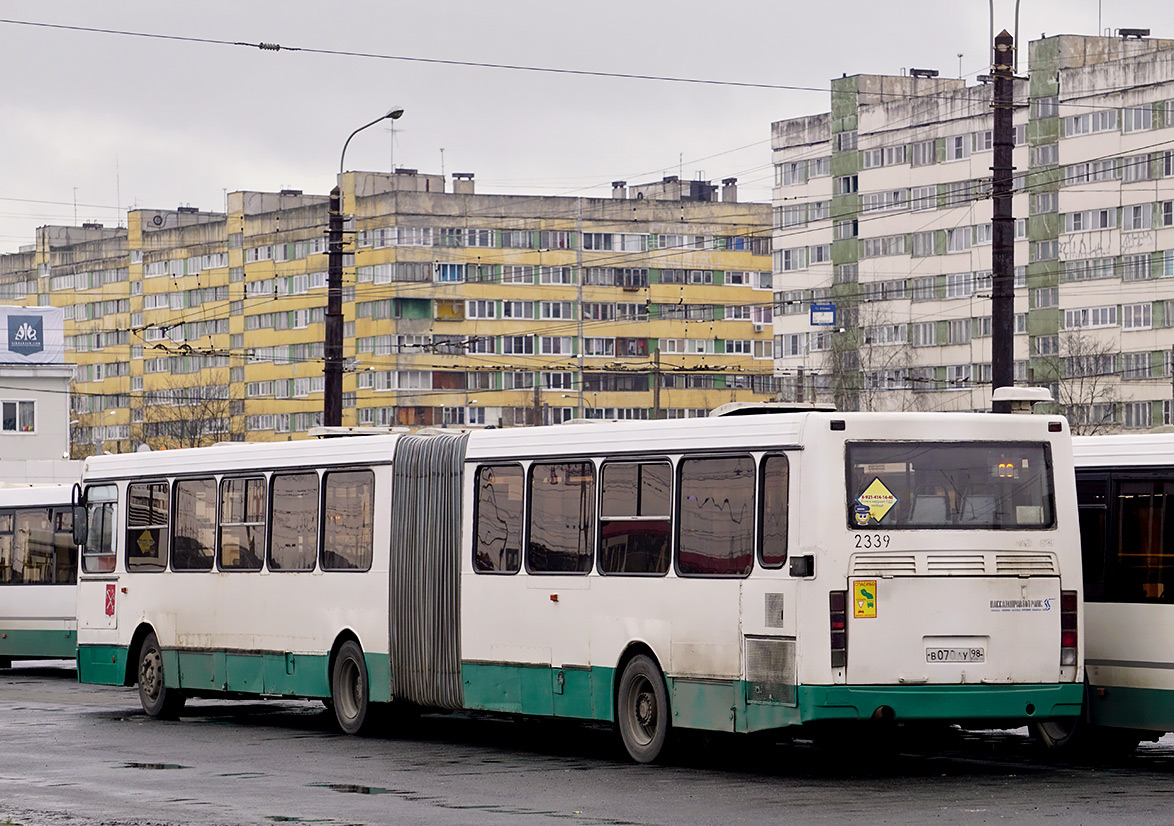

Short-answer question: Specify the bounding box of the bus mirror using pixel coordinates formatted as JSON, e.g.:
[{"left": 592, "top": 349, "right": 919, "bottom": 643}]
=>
[{"left": 72, "top": 505, "right": 88, "bottom": 547}]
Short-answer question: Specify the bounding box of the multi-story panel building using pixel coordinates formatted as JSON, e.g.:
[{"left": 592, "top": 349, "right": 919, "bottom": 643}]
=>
[
  {"left": 0, "top": 173, "right": 774, "bottom": 454},
  {"left": 771, "top": 33, "right": 1174, "bottom": 430}
]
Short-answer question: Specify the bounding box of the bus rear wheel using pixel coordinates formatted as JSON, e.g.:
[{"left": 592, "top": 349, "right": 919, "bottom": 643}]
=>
[
  {"left": 617, "top": 654, "right": 669, "bottom": 763},
  {"left": 331, "top": 640, "right": 370, "bottom": 735},
  {"left": 137, "top": 632, "right": 185, "bottom": 719}
]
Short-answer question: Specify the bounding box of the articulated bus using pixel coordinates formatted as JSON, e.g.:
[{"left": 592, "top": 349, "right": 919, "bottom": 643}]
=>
[
  {"left": 72, "top": 411, "right": 1083, "bottom": 762},
  {"left": 0, "top": 485, "right": 78, "bottom": 667},
  {"left": 1033, "top": 433, "right": 1174, "bottom": 752}
]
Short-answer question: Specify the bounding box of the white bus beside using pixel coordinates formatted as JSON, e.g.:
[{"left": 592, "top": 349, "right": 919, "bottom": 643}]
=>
[
  {"left": 73, "top": 411, "right": 1083, "bottom": 762},
  {"left": 1033, "top": 433, "right": 1174, "bottom": 752},
  {"left": 0, "top": 485, "right": 78, "bottom": 667}
]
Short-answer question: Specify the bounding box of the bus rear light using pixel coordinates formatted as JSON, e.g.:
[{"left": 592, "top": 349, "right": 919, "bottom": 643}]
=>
[
  {"left": 830, "top": 590, "right": 848, "bottom": 669},
  {"left": 1059, "top": 589, "right": 1078, "bottom": 668}
]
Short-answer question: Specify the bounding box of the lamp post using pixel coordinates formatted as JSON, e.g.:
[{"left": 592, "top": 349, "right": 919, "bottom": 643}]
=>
[{"left": 325, "top": 107, "right": 405, "bottom": 428}]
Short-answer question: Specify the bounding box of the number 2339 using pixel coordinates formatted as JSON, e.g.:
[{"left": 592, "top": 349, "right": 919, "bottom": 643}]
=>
[{"left": 854, "top": 534, "right": 891, "bottom": 549}]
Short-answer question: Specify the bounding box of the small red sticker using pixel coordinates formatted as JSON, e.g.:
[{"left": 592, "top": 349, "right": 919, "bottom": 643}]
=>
[{"left": 105, "top": 583, "right": 116, "bottom": 617}]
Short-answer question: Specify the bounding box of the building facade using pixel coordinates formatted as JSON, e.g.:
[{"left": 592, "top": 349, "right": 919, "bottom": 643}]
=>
[
  {"left": 0, "top": 173, "right": 774, "bottom": 453},
  {"left": 771, "top": 33, "right": 1174, "bottom": 430}
]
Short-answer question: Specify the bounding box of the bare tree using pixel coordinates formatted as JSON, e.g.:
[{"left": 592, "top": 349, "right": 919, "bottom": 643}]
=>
[
  {"left": 1039, "top": 331, "right": 1122, "bottom": 435},
  {"left": 817, "top": 303, "right": 918, "bottom": 412},
  {"left": 132, "top": 379, "right": 246, "bottom": 450}
]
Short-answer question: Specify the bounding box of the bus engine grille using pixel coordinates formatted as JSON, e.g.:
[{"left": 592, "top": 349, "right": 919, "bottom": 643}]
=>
[
  {"left": 744, "top": 636, "right": 797, "bottom": 706},
  {"left": 850, "top": 552, "right": 1058, "bottom": 577}
]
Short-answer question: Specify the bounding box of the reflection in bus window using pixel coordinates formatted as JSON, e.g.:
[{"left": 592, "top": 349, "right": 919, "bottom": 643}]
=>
[
  {"left": 54, "top": 509, "right": 76, "bottom": 583},
  {"left": 599, "top": 461, "right": 670, "bottom": 575},
  {"left": 846, "top": 442, "right": 1055, "bottom": 530},
  {"left": 81, "top": 485, "right": 117, "bottom": 573},
  {"left": 173, "top": 479, "right": 216, "bottom": 571},
  {"left": 127, "top": 482, "right": 169, "bottom": 572},
  {"left": 760, "top": 454, "right": 790, "bottom": 568},
  {"left": 1114, "top": 480, "right": 1174, "bottom": 603},
  {"left": 269, "top": 472, "right": 319, "bottom": 571},
  {"left": 474, "top": 465, "right": 523, "bottom": 573},
  {"left": 220, "top": 477, "right": 266, "bottom": 571},
  {"left": 677, "top": 456, "right": 754, "bottom": 577},
  {"left": 322, "top": 470, "right": 373, "bottom": 571},
  {"left": 528, "top": 462, "right": 594, "bottom": 574}
]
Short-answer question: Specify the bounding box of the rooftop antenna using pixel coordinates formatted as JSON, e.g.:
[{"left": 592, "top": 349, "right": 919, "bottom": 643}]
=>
[
  {"left": 440, "top": 147, "right": 445, "bottom": 179},
  {"left": 958, "top": 53, "right": 964, "bottom": 78}
]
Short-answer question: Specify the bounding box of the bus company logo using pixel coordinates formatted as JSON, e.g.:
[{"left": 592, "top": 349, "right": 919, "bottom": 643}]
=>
[
  {"left": 853, "top": 580, "right": 877, "bottom": 618},
  {"left": 990, "top": 598, "right": 1052, "bottom": 612},
  {"left": 105, "top": 583, "right": 116, "bottom": 617},
  {"left": 7, "top": 315, "right": 43, "bottom": 356}
]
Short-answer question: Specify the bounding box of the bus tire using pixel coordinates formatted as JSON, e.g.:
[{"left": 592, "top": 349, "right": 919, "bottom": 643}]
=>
[
  {"left": 331, "top": 640, "right": 370, "bottom": 735},
  {"left": 137, "top": 632, "right": 185, "bottom": 719},
  {"left": 1031, "top": 718, "right": 1084, "bottom": 751},
  {"left": 617, "top": 654, "right": 670, "bottom": 764}
]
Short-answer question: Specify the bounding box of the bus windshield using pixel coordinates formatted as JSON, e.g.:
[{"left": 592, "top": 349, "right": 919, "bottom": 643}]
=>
[{"left": 846, "top": 441, "right": 1055, "bottom": 530}]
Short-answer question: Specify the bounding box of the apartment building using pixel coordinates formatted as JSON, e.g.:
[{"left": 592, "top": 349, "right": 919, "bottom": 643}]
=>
[
  {"left": 771, "top": 33, "right": 1174, "bottom": 430},
  {"left": 0, "top": 173, "right": 774, "bottom": 453}
]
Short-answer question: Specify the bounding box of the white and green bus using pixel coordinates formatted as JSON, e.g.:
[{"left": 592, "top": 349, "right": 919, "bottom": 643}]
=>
[
  {"left": 0, "top": 485, "right": 78, "bottom": 667},
  {"left": 1034, "top": 433, "right": 1174, "bottom": 752},
  {"left": 73, "top": 411, "right": 1084, "bottom": 762}
]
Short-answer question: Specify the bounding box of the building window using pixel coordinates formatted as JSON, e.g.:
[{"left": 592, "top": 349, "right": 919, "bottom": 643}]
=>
[
  {"left": 911, "top": 140, "right": 936, "bottom": 167},
  {"left": 1123, "top": 303, "right": 1152, "bottom": 330},
  {"left": 1, "top": 401, "right": 34, "bottom": 433},
  {"left": 1123, "top": 106, "right": 1153, "bottom": 133}
]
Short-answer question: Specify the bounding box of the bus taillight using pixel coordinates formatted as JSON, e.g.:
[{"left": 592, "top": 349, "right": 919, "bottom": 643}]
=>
[
  {"left": 830, "top": 590, "right": 848, "bottom": 669},
  {"left": 1060, "top": 590, "right": 1078, "bottom": 667}
]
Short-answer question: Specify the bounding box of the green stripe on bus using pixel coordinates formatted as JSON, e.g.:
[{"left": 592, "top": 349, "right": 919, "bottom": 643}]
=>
[
  {"left": 461, "top": 662, "right": 615, "bottom": 720},
  {"left": 78, "top": 645, "right": 392, "bottom": 702},
  {"left": 77, "top": 644, "right": 127, "bottom": 685},
  {"left": 1089, "top": 684, "right": 1174, "bottom": 732},
  {"left": 0, "top": 629, "right": 76, "bottom": 660}
]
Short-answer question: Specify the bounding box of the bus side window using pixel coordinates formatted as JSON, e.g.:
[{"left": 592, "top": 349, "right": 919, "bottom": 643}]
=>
[
  {"left": 0, "top": 512, "right": 12, "bottom": 582},
  {"left": 53, "top": 509, "right": 77, "bottom": 584},
  {"left": 13, "top": 508, "right": 54, "bottom": 584},
  {"left": 219, "top": 477, "right": 266, "bottom": 572},
  {"left": 321, "top": 470, "right": 374, "bottom": 571},
  {"left": 759, "top": 454, "right": 790, "bottom": 568},
  {"left": 599, "top": 461, "right": 670, "bottom": 576},
  {"left": 473, "top": 464, "right": 523, "bottom": 574},
  {"left": 527, "top": 462, "right": 595, "bottom": 574},
  {"left": 81, "top": 485, "right": 118, "bottom": 574},
  {"left": 126, "top": 482, "right": 169, "bottom": 572},
  {"left": 269, "top": 472, "right": 319, "bottom": 572},
  {"left": 1112, "top": 479, "right": 1173, "bottom": 603},
  {"left": 172, "top": 479, "right": 216, "bottom": 572},
  {"left": 1075, "top": 475, "right": 1109, "bottom": 601},
  {"left": 677, "top": 455, "right": 755, "bottom": 577}
]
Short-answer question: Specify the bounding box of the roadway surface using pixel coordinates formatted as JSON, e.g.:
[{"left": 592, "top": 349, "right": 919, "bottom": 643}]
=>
[{"left": 0, "top": 661, "right": 1171, "bottom": 825}]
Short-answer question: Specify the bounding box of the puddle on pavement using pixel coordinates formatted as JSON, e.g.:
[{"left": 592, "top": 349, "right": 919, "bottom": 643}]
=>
[
  {"left": 120, "top": 762, "right": 188, "bottom": 770},
  {"left": 311, "top": 783, "right": 398, "bottom": 795}
]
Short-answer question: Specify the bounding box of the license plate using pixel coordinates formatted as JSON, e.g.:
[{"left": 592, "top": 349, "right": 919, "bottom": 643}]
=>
[{"left": 926, "top": 647, "right": 985, "bottom": 663}]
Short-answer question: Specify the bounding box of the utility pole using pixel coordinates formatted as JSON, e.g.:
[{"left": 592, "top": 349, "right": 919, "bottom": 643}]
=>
[
  {"left": 990, "top": 29, "right": 1016, "bottom": 413},
  {"left": 652, "top": 347, "right": 662, "bottom": 419},
  {"left": 324, "top": 186, "right": 344, "bottom": 427}
]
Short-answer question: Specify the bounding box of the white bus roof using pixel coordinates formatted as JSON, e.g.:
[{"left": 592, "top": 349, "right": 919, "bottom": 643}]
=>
[
  {"left": 1073, "top": 433, "right": 1174, "bottom": 468},
  {"left": 0, "top": 484, "right": 72, "bottom": 506}
]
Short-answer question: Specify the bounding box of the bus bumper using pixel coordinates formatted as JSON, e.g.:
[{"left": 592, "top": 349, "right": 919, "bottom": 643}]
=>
[{"left": 798, "top": 682, "right": 1085, "bottom": 724}]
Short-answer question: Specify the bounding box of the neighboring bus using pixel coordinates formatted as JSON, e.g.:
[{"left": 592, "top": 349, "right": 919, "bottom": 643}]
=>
[
  {"left": 1034, "top": 433, "right": 1174, "bottom": 752},
  {"left": 72, "top": 412, "right": 1083, "bottom": 762},
  {"left": 0, "top": 485, "right": 78, "bottom": 667}
]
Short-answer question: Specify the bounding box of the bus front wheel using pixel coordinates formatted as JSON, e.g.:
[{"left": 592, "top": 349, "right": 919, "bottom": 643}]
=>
[
  {"left": 331, "top": 640, "right": 370, "bottom": 735},
  {"left": 137, "top": 632, "right": 185, "bottom": 719},
  {"left": 617, "top": 654, "right": 670, "bottom": 764}
]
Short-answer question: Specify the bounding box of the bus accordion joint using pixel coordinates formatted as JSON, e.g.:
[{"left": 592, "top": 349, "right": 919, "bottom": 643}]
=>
[
  {"left": 1060, "top": 590, "right": 1078, "bottom": 668},
  {"left": 829, "top": 590, "right": 848, "bottom": 669}
]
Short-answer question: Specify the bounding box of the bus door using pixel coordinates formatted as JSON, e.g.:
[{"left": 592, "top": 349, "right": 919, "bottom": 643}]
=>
[{"left": 77, "top": 484, "right": 120, "bottom": 635}]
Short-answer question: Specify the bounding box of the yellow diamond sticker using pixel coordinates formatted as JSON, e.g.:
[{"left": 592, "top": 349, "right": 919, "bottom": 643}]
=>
[
  {"left": 857, "top": 477, "right": 898, "bottom": 524},
  {"left": 136, "top": 530, "right": 156, "bottom": 555}
]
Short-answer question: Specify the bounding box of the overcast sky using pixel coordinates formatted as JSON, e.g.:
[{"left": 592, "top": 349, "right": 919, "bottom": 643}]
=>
[{"left": 1, "top": 0, "right": 1167, "bottom": 254}]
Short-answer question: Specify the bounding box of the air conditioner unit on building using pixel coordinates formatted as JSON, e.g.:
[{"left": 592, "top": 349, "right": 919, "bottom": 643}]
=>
[{"left": 753, "top": 323, "right": 766, "bottom": 332}]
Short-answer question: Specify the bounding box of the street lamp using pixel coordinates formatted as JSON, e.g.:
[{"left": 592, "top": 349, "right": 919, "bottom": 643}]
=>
[{"left": 325, "top": 107, "right": 406, "bottom": 428}]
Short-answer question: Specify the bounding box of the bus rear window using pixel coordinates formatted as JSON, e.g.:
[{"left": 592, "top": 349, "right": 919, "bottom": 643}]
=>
[{"left": 846, "top": 441, "right": 1054, "bottom": 530}]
